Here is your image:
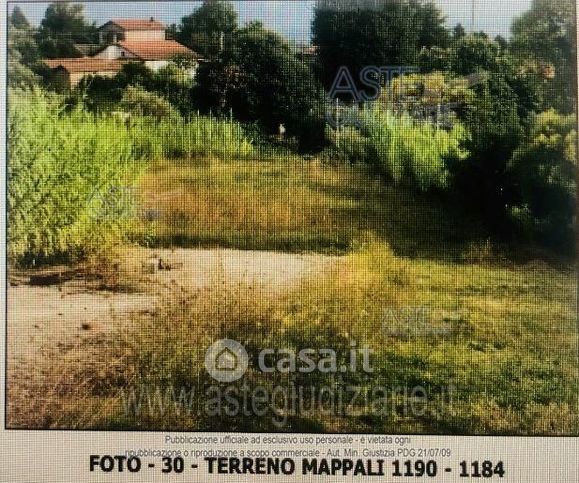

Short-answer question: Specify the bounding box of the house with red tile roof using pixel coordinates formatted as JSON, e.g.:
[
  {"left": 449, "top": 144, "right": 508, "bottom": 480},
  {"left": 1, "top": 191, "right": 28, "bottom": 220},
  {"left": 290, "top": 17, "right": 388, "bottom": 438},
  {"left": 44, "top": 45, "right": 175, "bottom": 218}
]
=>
[
  {"left": 43, "top": 58, "right": 125, "bottom": 88},
  {"left": 93, "top": 39, "right": 199, "bottom": 71},
  {"left": 43, "top": 18, "right": 200, "bottom": 87}
]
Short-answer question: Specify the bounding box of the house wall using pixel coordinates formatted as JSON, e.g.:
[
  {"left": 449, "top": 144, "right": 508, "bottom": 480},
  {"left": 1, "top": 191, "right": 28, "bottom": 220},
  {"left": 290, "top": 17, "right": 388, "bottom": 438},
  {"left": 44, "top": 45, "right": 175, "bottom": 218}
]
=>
[
  {"left": 93, "top": 45, "right": 138, "bottom": 60},
  {"left": 125, "top": 30, "right": 165, "bottom": 42},
  {"left": 99, "top": 24, "right": 165, "bottom": 43}
]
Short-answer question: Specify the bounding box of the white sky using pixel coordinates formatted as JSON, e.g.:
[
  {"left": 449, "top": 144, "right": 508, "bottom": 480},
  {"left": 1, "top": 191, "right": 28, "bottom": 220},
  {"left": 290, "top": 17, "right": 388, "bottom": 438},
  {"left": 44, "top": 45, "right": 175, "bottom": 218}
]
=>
[{"left": 8, "top": 0, "right": 534, "bottom": 43}]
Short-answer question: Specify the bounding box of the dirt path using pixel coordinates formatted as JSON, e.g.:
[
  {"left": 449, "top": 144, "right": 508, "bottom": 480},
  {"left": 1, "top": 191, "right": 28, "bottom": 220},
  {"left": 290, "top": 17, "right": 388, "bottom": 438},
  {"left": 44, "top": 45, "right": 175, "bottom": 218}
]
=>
[
  {"left": 7, "top": 248, "right": 340, "bottom": 368},
  {"left": 124, "top": 247, "right": 339, "bottom": 292}
]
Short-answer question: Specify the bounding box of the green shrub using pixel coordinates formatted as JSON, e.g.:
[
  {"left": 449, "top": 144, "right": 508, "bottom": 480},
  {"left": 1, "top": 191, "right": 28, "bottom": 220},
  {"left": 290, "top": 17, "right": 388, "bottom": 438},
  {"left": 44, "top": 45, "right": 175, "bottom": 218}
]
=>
[
  {"left": 8, "top": 89, "right": 143, "bottom": 265},
  {"left": 8, "top": 89, "right": 254, "bottom": 265},
  {"left": 508, "top": 109, "right": 576, "bottom": 250},
  {"left": 120, "top": 86, "right": 178, "bottom": 120},
  {"left": 329, "top": 107, "right": 469, "bottom": 192}
]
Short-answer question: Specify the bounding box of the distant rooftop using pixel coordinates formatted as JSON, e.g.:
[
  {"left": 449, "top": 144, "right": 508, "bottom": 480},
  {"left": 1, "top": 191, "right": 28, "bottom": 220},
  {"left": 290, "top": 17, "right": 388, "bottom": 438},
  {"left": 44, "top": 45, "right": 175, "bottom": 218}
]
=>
[
  {"left": 43, "top": 58, "right": 126, "bottom": 73},
  {"left": 117, "top": 40, "right": 198, "bottom": 61},
  {"left": 100, "top": 19, "right": 165, "bottom": 31}
]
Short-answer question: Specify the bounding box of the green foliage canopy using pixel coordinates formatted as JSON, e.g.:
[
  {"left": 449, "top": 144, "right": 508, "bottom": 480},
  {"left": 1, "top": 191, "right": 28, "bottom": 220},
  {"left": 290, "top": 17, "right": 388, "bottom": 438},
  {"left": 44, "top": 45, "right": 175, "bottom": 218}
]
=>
[
  {"left": 178, "top": 0, "right": 238, "bottom": 58},
  {"left": 35, "top": 2, "right": 97, "bottom": 58},
  {"left": 312, "top": 0, "right": 450, "bottom": 88},
  {"left": 508, "top": 110, "right": 576, "bottom": 249}
]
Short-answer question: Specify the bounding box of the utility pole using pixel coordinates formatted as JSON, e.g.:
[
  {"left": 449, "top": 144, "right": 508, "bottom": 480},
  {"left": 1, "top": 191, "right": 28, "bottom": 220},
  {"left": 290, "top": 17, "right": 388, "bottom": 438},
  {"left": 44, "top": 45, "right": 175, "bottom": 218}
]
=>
[{"left": 471, "top": 0, "right": 476, "bottom": 32}]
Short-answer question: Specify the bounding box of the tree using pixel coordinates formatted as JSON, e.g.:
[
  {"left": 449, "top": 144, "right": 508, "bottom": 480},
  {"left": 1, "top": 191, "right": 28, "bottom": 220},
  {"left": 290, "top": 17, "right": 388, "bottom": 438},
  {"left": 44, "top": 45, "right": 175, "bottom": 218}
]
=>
[
  {"left": 494, "top": 35, "right": 508, "bottom": 51},
  {"left": 79, "top": 62, "right": 195, "bottom": 117},
  {"left": 8, "top": 9, "right": 41, "bottom": 88},
  {"left": 312, "top": 0, "right": 450, "bottom": 88},
  {"left": 420, "top": 34, "right": 541, "bottom": 120},
  {"left": 452, "top": 23, "right": 466, "bottom": 40},
  {"left": 454, "top": 73, "right": 526, "bottom": 230},
  {"left": 120, "top": 86, "right": 178, "bottom": 120},
  {"left": 9, "top": 6, "right": 30, "bottom": 29},
  {"left": 79, "top": 63, "right": 153, "bottom": 113},
  {"left": 413, "top": 0, "right": 450, "bottom": 49},
  {"left": 508, "top": 110, "right": 576, "bottom": 250},
  {"left": 178, "top": 0, "right": 238, "bottom": 58},
  {"left": 510, "top": 0, "right": 577, "bottom": 113},
  {"left": 195, "top": 22, "right": 326, "bottom": 148},
  {"left": 35, "top": 2, "right": 97, "bottom": 58},
  {"left": 8, "top": 46, "right": 40, "bottom": 89},
  {"left": 419, "top": 35, "right": 542, "bottom": 232},
  {"left": 166, "top": 23, "right": 178, "bottom": 40},
  {"left": 8, "top": 17, "right": 39, "bottom": 64}
]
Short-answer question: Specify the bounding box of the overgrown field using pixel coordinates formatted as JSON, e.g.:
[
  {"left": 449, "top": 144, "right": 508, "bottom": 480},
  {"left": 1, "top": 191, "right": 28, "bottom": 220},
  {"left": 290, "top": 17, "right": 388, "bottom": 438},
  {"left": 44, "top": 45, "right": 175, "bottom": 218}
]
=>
[
  {"left": 8, "top": 159, "right": 578, "bottom": 435},
  {"left": 136, "top": 158, "right": 484, "bottom": 258},
  {"left": 7, "top": 0, "right": 577, "bottom": 436},
  {"left": 10, "top": 241, "right": 577, "bottom": 435}
]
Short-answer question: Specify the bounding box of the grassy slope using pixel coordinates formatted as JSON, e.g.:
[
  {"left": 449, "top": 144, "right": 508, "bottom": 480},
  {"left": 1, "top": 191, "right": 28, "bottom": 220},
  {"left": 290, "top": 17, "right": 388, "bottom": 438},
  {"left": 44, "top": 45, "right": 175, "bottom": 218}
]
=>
[
  {"left": 137, "top": 158, "right": 482, "bottom": 259},
  {"left": 13, "top": 158, "right": 577, "bottom": 434},
  {"left": 131, "top": 159, "right": 579, "bottom": 434}
]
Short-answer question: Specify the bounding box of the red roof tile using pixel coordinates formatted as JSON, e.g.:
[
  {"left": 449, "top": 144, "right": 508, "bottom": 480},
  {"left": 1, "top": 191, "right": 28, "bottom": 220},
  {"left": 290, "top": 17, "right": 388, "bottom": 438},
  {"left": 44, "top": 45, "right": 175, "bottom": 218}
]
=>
[
  {"left": 102, "top": 19, "right": 165, "bottom": 31},
  {"left": 118, "top": 40, "right": 199, "bottom": 61},
  {"left": 43, "top": 58, "right": 126, "bottom": 74}
]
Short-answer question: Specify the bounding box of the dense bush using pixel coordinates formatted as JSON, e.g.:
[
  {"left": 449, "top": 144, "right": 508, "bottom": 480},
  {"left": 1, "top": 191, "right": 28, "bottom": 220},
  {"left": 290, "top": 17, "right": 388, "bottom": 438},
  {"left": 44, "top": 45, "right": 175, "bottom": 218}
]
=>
[
  {"left": 8, "top": 11, "right": 42, "bottom": 89},
  {"left": 508, "top": 110, "right": 576, "bottom": 250},
  {"left": 421, "top": 36, "right": 542, "bottom": 230},
  {"left": 451, "top": 74, "right": 527, "bottom": 228},
  {"left": 76, "top": 62, "right": 196, "bottom": 117},
  {"left": 119, "top": 86, "right": 178, "bottom": 120},
  {"left": 510, "top": 0, "right": 577, "bottom": 114},
  {"left": 195, "top": 22, "right": 327, "bottom": 150},
  {"left": 419, "top": 34, "right": 501, "bottom": 75},
  {"left": 329, "top": 107, "right": 469, "bottom": 192}
]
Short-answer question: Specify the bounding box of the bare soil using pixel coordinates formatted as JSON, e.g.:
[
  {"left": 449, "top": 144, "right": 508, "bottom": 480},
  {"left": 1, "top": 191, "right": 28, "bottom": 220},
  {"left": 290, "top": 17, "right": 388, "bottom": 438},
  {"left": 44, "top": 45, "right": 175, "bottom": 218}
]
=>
[{"left": 7, "top": 247, "right": 339, "bottom": 382}]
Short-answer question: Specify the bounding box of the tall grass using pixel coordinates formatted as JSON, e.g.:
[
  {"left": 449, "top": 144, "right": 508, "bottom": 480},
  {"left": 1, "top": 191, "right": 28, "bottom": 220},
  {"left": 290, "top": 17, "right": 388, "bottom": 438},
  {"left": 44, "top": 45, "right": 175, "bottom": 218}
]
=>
[
  {"left": 136, "top": 158, "right": 479, "bottom": 257},
  {"left": 129, "top": 115, "right": 253, "bottom": 160},
  {"left": 329, "top": 107, "right": 469, "bottom": 192},
  {"left": 8, "top": 89, "right": 143, "bottom": 265},
  {"left": 8, "top": 89, "right": 254, "bottom": 265}
]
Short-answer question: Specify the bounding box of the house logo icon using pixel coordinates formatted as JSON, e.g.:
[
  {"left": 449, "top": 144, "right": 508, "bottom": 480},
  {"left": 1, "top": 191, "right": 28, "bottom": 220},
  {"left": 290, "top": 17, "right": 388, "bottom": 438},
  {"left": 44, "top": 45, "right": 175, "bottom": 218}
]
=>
[{"left": 205, "top": 339, "right": 249, "bottom": 382}]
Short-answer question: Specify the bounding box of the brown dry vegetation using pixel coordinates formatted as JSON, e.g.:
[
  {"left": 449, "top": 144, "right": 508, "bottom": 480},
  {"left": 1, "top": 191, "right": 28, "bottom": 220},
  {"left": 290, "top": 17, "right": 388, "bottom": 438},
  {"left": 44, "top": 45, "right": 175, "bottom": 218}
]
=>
[{"left": 8, "top": 238, "right": 578, "bottom": 435}]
